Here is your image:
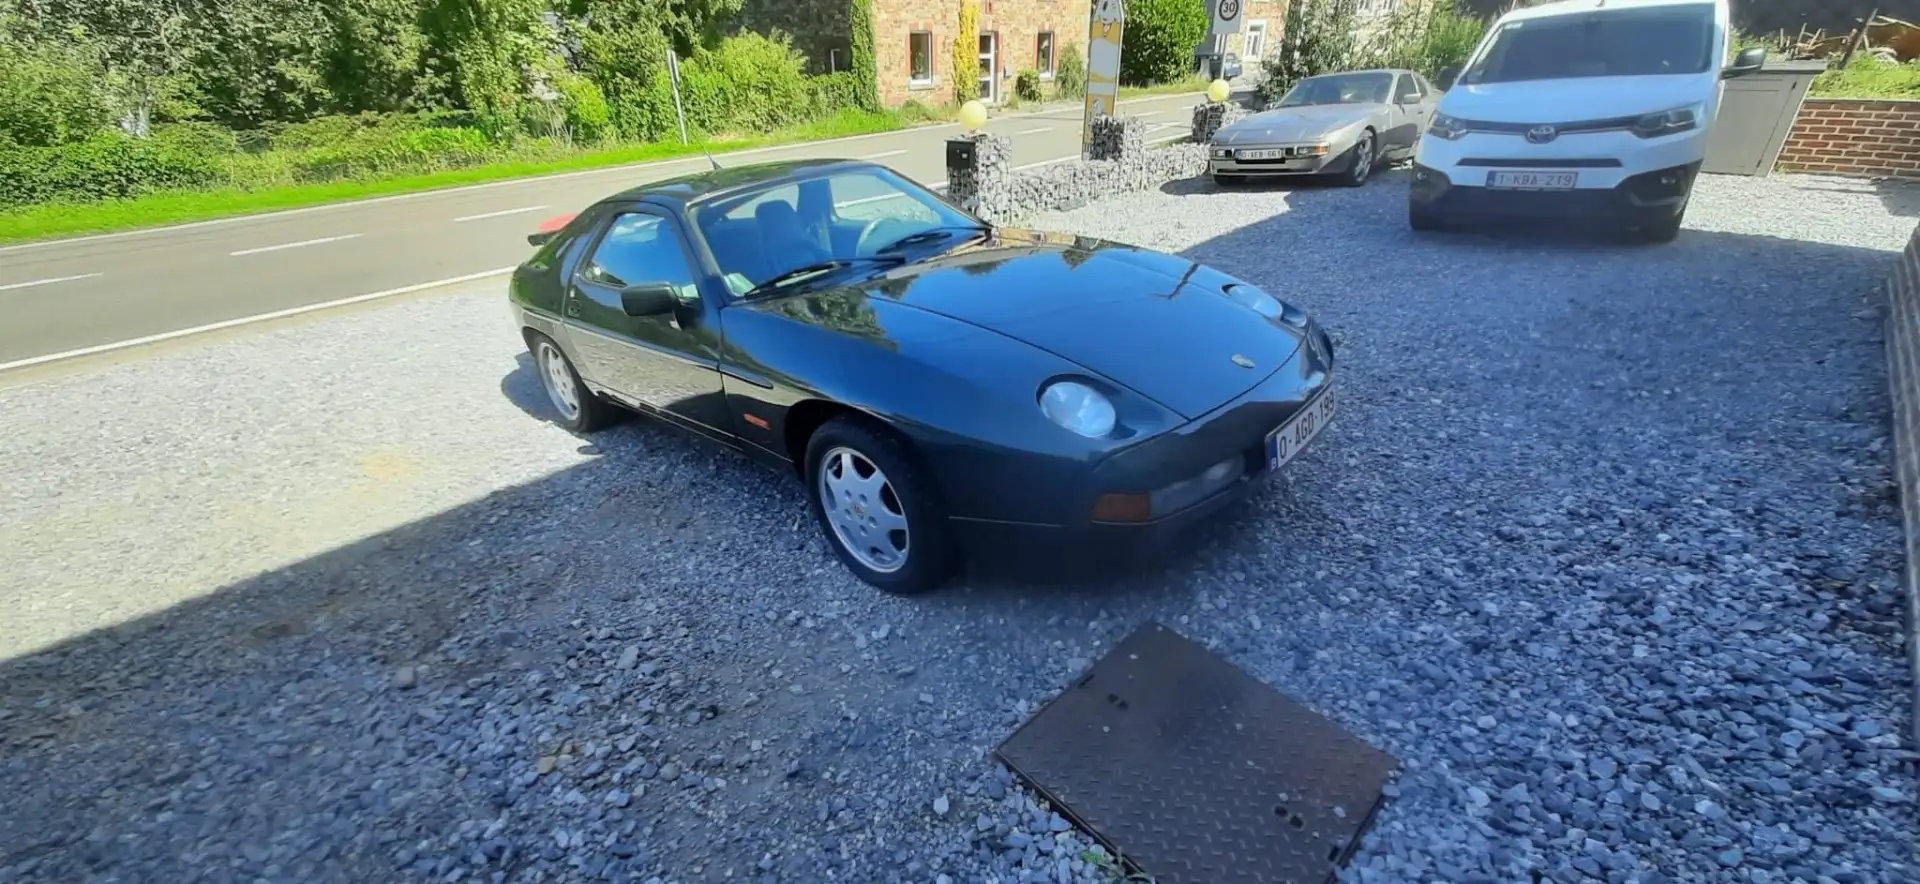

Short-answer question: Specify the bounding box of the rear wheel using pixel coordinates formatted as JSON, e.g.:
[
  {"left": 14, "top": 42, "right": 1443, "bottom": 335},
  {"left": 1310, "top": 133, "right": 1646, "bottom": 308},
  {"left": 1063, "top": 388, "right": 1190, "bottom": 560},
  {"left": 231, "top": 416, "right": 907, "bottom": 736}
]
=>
[
  {"left": 804, "top": 416, "right": 957, "bottom": 594},
  {"left": 531, "top": 335, "right": 619, "bottom": 433}
]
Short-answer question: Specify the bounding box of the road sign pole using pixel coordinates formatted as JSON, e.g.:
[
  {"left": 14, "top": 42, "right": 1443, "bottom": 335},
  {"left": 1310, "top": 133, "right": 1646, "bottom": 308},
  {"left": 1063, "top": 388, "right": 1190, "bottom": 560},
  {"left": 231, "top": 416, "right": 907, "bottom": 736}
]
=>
[{"left": 667, "top": 49, "right": 689, "bottom": 145}]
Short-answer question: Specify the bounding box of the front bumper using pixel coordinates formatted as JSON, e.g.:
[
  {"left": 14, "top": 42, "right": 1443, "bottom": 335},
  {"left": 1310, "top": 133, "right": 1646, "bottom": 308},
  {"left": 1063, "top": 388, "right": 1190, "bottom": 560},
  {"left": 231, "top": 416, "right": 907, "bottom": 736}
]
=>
[
  {"left": 1408, "top": 160, "right": 1700, "bottom": 225},
  {"left": 948, "top": 322, "right": 1336, "bottom": 574},
  {"left": 1206, "top": 146, "right": 1343, "bottom": 178}
]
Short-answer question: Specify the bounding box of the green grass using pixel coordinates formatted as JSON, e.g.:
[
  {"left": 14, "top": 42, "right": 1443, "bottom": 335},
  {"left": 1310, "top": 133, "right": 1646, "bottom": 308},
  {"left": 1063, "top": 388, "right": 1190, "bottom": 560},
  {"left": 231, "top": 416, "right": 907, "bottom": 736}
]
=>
[
  {"left": 1119, "top": 75, "right": 1212, "bottom": 98},
  {"left": 0, "top": 109, "right": 908, "bottom": 245},
  {"left": 1810, "top": 54, "right": 1920, "bottom": 99}
]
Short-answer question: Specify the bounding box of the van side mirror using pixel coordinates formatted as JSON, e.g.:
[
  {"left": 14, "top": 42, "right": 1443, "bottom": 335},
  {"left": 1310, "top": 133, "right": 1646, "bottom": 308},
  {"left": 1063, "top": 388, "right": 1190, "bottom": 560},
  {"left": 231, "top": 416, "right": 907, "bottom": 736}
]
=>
[
  {"left": 619, "top": 283, "right": 679, "bottom": 316},
  {"left": 1435, "top": 66, "right": 1459, "bottom": 91},
  {"left": 1722, "top": 46, "right": 1766, "bottom": 79}
]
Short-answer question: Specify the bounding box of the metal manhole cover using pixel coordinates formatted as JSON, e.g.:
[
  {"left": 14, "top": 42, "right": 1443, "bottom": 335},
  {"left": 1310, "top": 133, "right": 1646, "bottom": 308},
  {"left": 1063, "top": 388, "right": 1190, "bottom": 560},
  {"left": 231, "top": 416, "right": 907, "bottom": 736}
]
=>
[{"left": 995, "top": 622, "right": 1398, "bottom": 884}]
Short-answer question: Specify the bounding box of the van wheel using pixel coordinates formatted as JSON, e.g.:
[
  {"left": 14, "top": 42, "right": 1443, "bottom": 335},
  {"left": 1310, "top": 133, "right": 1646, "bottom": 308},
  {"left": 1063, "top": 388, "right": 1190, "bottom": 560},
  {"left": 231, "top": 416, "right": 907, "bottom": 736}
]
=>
[
  {"left": 1635, "top": 209, "right": 1684, "bottom": 243},
  {"left": 1409, "top": 203, "right": 1443, "bottom": 232}
]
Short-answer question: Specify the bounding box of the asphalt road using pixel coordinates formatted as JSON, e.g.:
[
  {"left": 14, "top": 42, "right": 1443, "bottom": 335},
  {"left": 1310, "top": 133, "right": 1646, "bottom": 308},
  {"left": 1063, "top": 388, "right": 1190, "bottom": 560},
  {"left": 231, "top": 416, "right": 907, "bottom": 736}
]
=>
[{"left": 0, "top": 92, "right": 1205, "bottom": 372}]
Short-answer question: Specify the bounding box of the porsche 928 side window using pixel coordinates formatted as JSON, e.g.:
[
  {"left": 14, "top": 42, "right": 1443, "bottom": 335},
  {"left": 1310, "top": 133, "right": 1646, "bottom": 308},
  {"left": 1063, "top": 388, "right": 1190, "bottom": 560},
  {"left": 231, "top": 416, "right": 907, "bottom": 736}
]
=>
[{"left": 580, "top": 213, "right": 700, "bottom": 303}]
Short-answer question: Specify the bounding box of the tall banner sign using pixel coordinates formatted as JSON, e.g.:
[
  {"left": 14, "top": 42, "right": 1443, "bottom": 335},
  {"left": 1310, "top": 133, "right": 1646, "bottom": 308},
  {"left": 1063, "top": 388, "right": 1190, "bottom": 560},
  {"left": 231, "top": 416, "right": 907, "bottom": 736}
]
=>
[{"left": 1082, "top": 0, "right": 1125, "bottom": 153}]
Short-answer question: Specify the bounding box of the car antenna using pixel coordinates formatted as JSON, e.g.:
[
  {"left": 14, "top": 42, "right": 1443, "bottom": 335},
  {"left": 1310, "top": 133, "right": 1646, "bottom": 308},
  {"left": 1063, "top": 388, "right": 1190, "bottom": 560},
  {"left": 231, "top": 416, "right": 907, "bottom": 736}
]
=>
[{"left": 704, "top": 149, "right": 723, "bottom": 171}]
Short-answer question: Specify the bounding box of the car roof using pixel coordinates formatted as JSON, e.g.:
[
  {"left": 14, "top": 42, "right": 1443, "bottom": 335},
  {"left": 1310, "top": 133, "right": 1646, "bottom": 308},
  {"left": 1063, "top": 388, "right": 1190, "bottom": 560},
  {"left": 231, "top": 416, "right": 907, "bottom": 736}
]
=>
[
  {"left": 1301, "top": 68, "right": 1412, "bottom": 78},
  {"left": 1502, "top": 0, "right": 1717, "bottom": 24},
  {"left": 601, "top": 157, "right": 879, "bottom": 211}
]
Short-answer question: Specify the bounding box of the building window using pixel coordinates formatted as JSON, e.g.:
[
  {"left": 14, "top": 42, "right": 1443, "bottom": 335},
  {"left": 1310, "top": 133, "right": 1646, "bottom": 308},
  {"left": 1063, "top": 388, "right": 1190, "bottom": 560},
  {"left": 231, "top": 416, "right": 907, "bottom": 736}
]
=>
[
  {"left": 909, "top": 31, "right": 934, "bottom": 85},
  {"left": 1243, "top": 20, "right": 1267, "bottom": 60},
  {"left": 1036, "top": 30, "right": 1056, "bottom": 78}
]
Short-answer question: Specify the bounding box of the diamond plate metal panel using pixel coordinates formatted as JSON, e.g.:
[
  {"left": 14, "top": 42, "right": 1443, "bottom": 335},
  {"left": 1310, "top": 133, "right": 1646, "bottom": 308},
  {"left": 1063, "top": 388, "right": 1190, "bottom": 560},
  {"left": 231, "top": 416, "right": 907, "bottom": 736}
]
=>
[{"left": 995, "top": 622, "right": 1398, "bottom": 884}]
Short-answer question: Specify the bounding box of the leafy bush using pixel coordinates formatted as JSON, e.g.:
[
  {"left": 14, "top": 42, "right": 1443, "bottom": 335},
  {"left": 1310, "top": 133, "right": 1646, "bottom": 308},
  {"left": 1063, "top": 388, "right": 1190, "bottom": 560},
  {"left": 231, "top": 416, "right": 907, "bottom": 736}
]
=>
[
  {"left": 1055, "top": 42, "right": 1086, "bottom": 98},
  {"left": 1812, "top": 54, "right": 1920, "bottom": 99},
  {"left": 679, "top": 32, "right": 815, "bottom": 134},
  {"left": 1121, "top": 0, "right": 1207, "bottom": 86},
  {"left": 286, "top": 126, "right": 495, "bottom": 183},
  {"left": 1015, "top": 69, "right": 1044, "bottom": 102},
  {"left": 554, "top": 71, "right": 614, "bottom": 143},
  {"left": 893, "top": 99, "right": 946, "bottom": 124},
  {"left": 1372, "top": 0, "right": 1486, "bottom": 79},
  {"left": 0, "top": 25, "right": 115, "bottom": 148},
  {"left": 952, "top": 0, "right": 980, "bottom": 103},
  {"left": 808, "top": 71, "right": 870, "bottom": 116},
  {"left": 0, "top": 133, "right": 225, "bottom": 208},
  {"left": 848, "top": 0, "right": 880, "bottom": 111}
]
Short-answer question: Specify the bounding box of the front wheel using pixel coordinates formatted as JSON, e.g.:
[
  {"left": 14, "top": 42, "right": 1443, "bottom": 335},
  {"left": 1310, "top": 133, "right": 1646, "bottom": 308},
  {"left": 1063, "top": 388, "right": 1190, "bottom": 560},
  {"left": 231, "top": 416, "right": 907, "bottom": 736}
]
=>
[
  {"left": 805, "top": 416, "right": 957, "bottom": 594},
  {"left": 1338, "top": 131, "right": 1377, "bottom": 187},
  {"left": 1633, "top": 208, "right": 1685, "bottom": 243}
]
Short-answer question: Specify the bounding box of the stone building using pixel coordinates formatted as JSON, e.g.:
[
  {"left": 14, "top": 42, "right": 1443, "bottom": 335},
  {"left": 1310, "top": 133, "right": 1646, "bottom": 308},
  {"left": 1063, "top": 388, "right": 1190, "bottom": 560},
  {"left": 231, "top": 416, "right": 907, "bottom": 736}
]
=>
[
  {"left": 742, "top": 0, "right": 1096, "bottom": 106},
  {"left": 1227, "top": 0, "right": 1289, "bottom": 67}
]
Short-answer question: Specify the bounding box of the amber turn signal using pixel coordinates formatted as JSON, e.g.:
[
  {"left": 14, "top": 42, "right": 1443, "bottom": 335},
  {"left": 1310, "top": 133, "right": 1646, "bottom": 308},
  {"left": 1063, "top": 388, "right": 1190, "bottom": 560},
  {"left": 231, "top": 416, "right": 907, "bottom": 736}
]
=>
[{"left": 1090, "top": 492, "right": 1152, "bottom": 523}]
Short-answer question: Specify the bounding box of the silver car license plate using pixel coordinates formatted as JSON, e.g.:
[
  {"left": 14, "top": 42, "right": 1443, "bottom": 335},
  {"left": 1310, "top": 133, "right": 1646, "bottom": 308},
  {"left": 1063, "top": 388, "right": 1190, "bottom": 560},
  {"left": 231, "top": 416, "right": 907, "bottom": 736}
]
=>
[{"left": 1239, "top": 148, "right": 1286, "bottom": 160}]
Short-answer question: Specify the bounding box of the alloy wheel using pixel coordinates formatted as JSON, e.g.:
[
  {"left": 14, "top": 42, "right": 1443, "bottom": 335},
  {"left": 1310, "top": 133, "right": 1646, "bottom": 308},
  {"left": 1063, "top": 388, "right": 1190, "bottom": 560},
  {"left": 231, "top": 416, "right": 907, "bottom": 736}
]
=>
[
  {"left": 537, "top": 341, "right": 581, "bottom": 422},
  {"left": 817, "top": 446, "right": 910, "bottom": 573}
]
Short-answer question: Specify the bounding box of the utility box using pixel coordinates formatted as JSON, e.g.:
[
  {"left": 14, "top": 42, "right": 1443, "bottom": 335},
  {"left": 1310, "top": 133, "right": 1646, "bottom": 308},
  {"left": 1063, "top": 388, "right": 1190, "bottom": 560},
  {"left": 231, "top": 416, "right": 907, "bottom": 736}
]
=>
[{"left": 1702, "top": 60, "right": 1827, "bottom": 177}]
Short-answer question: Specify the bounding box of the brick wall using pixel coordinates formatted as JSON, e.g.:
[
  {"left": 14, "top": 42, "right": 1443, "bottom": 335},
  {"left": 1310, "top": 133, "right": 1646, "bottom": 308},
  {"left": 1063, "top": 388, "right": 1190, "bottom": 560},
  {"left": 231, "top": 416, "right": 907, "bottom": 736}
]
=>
[
  {"left": 1878, "top": 221, "right": 1920, "bottom": 747},
  {"left": 872, "top": 0, "right": 1093, "bottom": 107},
  {"left": 1777, "top": 99, "right": 1920, "bottom": 180}
]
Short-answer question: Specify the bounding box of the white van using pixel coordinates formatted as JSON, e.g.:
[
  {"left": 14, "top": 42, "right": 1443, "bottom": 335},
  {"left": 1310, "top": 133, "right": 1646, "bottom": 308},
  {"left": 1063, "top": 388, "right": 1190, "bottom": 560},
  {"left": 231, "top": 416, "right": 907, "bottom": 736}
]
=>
[{"left": 1408, "top": 0, "right": 1766, "bottom": 242}]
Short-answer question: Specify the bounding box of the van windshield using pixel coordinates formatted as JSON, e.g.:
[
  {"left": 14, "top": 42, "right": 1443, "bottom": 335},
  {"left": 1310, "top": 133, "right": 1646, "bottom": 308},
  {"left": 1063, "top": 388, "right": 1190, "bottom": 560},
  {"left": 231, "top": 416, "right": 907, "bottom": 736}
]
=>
[{"left": 1461, "top": 3, "right": 1716, "bottom": 85}]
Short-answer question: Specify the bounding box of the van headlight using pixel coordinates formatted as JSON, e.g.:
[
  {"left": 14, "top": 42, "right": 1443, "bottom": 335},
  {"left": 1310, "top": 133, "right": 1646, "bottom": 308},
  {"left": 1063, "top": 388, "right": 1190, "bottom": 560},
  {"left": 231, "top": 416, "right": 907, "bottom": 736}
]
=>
[
  {"left": 1039, "top": 380, "right": 1117, "bottom": 438},
  {"left": 1632, "top": 104, "right": 1702, "bottom": 138},
  {"left": 1427, "top": 112, "right": 1469, "bottom": 140}
]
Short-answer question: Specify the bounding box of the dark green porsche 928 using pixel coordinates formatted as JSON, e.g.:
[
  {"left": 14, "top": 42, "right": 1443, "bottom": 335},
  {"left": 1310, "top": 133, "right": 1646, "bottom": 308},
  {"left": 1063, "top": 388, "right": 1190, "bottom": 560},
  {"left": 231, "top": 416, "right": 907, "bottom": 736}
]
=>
[{"left": 509, "top": 158, "right": 1336, "bottom": 594}]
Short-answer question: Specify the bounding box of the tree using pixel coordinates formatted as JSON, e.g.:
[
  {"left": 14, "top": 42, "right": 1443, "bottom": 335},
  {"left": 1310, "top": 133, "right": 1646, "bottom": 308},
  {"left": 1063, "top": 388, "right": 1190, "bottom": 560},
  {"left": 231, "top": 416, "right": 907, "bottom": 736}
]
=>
[
  {"left": 187, "top": 0, "right": 331, "bottom": 128},
  {"left": 24, "top": 0, "right": 199, "bottom": 135},
  {"left": 951, "top": 0, "right": 978, "bottom": 102},
  {"left": 847, "top": 0, "right": 878, "bottom": 111},
  {"left": 1120, "top": 0, "right": 1206, "bottom": 86},
  {"left": 0, "top": 5, "right": 114, "bottom": 146},
  {"left": 1262, "top": 0, "right": 1362, "bottom": 105},
  {"left": 324, "top": 0, "right": 427, "bottom": 114},
  {"left": 418, "top": 0, "right": 549, "bottom": 135},
  {"left": 565, "top": 0, "right": 675, "bottom": 140}
]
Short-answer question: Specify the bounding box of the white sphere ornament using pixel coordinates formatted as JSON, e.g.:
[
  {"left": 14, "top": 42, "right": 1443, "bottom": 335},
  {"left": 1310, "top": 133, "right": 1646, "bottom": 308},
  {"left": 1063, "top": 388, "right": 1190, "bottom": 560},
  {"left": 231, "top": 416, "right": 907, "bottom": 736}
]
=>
[
  {"left": 959, "top": 99, "right": 988, "bottom": 132},
  {"left": 1208, "top": 79, "right": 1231, "bottom": 103}
]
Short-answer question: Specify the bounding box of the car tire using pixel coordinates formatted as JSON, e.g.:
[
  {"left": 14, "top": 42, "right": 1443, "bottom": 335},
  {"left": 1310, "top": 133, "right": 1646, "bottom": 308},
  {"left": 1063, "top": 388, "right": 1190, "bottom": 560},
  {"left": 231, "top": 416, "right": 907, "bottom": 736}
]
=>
[
  {"left": 1339, "top": 131, "right": 1377, "bottom": 187},
  {"left": 1409, "top": 203, "right": 1443, "bottom": 232},
  {"left": 804, "top": 415, "right": 957, "bottom": 595},
  {"left": 529, "top": 333, "right": 619, "bottom": 434}
]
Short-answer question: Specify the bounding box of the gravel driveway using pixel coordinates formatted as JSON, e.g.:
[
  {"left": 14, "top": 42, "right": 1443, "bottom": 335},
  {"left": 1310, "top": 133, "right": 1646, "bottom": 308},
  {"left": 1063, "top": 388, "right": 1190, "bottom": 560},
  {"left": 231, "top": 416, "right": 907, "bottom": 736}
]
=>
[{"left": 3, "top": 170, "right": 1916, "bottom": 884}]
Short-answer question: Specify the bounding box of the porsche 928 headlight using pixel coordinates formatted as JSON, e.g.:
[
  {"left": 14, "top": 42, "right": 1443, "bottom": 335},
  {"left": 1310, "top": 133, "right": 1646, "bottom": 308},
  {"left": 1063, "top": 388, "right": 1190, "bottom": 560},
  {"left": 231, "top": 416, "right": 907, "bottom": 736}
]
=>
[
  {"left": 1039, "top": 380, "right": 1117, "bottom": 438},
  {"left": 1631, "top": 104, "right": 1702, "bottom": 139},
  {"left": 1427, "top": 112, "right": 1468, "bottom": 141}
]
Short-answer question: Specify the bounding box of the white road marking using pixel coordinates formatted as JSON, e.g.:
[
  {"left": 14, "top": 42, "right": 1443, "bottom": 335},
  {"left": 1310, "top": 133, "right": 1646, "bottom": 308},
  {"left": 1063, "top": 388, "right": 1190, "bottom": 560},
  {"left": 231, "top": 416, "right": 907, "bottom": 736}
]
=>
[
  {"left": 861, "top": 149, "right": 909, "bottom": 159},
  {"left": 230, "top": 234, "right": 361, "bottom": 257},
  {"left": 0, "top": 91, "right": 1212, "bottom": 255},
  {"left": 0, "top": 267, "right": 516, "bottom": 374},
  {"left": 455, "top": 205, "right": 550, "bottom": 223},
  {"left": 1015, "top": 126, "right": 1053, "bottom": 135},
  {"left": 0, "top": 273, "right": 101, "bottom": 293}
]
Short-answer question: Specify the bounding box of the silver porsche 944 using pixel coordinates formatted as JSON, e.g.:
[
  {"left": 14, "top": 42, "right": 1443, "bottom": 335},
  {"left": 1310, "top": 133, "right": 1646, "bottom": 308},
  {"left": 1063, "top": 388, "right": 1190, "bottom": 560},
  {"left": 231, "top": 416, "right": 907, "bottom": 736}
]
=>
[{"left": 1208, "top": 68, "right": 1441, "bottom": 187}]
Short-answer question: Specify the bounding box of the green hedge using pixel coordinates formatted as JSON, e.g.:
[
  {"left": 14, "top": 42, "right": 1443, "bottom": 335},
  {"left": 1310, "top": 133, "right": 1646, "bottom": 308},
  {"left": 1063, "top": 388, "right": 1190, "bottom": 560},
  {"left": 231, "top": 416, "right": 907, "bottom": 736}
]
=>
[{"left": 0, "top": 134, "right": 224, "bottom": 209}]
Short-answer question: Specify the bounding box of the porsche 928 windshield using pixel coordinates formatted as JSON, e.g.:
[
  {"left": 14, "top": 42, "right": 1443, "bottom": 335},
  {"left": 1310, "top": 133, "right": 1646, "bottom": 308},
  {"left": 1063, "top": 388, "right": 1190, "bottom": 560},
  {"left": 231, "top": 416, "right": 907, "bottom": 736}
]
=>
[
  {"left": 1276, "top": 72, "right": 1392, "bottom": 107},
  {"left": 1461, "top": 3, "right": 1716, "bottom": 85},
  {"left": 693, "top": 168, "right": 983, "bottom": 298}
]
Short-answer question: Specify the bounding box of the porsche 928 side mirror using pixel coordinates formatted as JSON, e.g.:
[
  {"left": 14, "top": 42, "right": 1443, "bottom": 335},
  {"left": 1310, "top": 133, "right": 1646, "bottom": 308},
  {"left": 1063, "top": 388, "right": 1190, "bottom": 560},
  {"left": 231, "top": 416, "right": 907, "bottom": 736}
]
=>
[
  {"left": 619, "top": 283, "right": 679, "bottom": 317},
  {"left": 1722, "top": 47, "right": 1766, "bottom": 79}
]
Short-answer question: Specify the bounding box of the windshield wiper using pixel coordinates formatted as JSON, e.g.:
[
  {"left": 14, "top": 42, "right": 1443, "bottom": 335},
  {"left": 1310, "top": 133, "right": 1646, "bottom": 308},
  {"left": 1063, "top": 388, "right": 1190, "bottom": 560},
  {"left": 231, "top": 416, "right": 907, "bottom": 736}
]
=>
[
  {"left": 874, "top": 224, "right": 992, "bottom": 254},
  {"left": 744, "top": 256, "right": 905, "bottom": 299}
]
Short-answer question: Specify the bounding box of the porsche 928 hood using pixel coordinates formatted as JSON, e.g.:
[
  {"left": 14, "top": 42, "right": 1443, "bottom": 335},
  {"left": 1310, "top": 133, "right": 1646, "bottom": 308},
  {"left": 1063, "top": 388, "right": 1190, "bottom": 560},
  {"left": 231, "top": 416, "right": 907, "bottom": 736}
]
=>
[
  {"left": 1215, "top": 104, "right": 1375, "bottom": 144},
  {"left": 856, "top": 231, "right": 1308, "bottom": 419}
]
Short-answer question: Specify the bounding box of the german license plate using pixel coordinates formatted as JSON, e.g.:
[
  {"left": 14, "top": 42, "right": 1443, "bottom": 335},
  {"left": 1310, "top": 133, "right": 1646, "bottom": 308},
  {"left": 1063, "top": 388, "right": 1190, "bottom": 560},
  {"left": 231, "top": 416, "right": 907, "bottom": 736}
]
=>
[
  {"left": 1487, "top": 171, "right": 1577, "bottom": 190},
  {"left": 1239, "top": 148, "right": 1286, "bottom": 160},
  {"left": 1267, "top": 388, "right": 1334, "bottom": 472}
]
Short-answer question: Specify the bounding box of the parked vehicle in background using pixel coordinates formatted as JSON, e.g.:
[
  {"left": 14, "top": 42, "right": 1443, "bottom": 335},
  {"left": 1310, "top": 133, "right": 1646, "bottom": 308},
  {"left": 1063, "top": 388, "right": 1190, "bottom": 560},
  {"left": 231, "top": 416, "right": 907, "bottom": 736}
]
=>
[
  {"left": 511, "top": 159, "right": 1339, "bottom": 594},
  {"left": 1409, "top": 0, "right": 1766, "bottom": 242},
  {"left": 1207, "top": 69, "right": 1438, "bottom": 187}
]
